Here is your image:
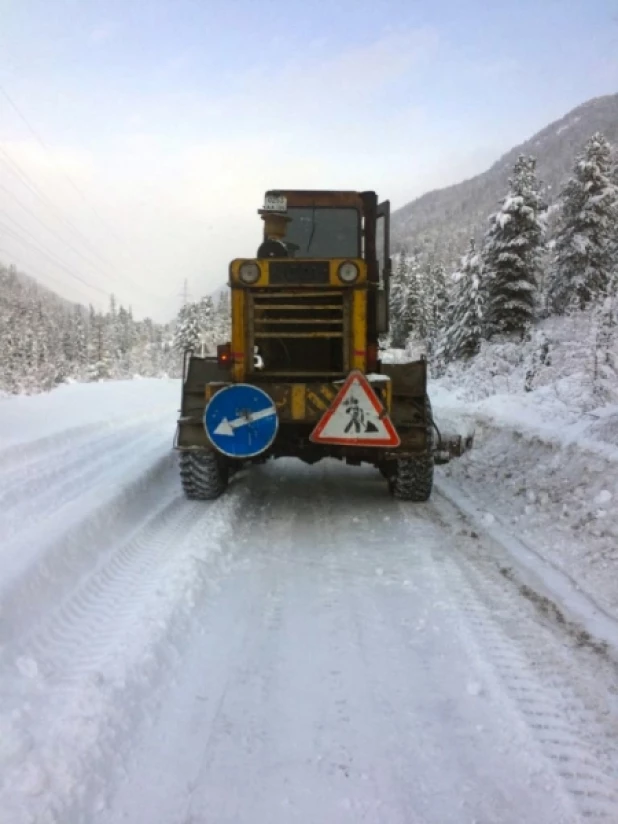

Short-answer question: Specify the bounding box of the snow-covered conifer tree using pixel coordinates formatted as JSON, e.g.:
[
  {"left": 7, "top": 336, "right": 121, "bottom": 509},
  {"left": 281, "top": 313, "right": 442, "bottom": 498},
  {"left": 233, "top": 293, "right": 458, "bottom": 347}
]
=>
[
  {"left": 396, "top": 251, "right": 426, "bottom": 348},
  {"left": 593, "top": 269, "right": 618, "bottom": 402},
  {"left": 197, "top": 295, "right": 216, "bottom": 353},
  {"left": 446, "top": 238, "right": 484, "bottom": 360},
  {"left": 549, "top": 133, "right": 618, "bottom": 313},
  {"left": 404, "top": 252, "right": 423, "bottom": 342},
  {"left": 88, "top": 310, "right": 112, "bottom": 380},
  {"left": 483, "top": 155, "right": 545, "bottom": 337},
  {"left": 388, "top": 252, "right": 409, "bottom": 347},
  {"left": 423, "top": 261, "right": 448, "bottom": 364},
  {"left": 174, "top": 301, "right": 201, "bottom": 352},
  {"left": 415, "top": 258, "right": 432, "bottom": 343},
  {"left": 198, "top": 296, "right": 214, "bottom": 330},
  {"left": 214, "top": 291, "right": 231, "bottom": 342},
  {"left": 430, "top": 262, "right": 448, "bottom": 335}
]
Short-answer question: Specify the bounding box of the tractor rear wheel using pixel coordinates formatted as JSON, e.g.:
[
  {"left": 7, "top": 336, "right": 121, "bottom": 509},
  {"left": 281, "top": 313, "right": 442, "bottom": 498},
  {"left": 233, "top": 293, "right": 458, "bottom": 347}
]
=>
[
  {"left": 387, "top": 394, "right": 435, "bottom": 502},
  {"left": 389, "top": 455, "right": 434, "bottom": 501},
  {"left": 179, "top": 450, "right": 229, "bottom": 500}
]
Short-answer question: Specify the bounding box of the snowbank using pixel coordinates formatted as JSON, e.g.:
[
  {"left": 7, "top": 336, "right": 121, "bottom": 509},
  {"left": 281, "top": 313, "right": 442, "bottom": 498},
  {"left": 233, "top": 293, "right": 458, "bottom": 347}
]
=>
[
  {"left": 0, "top": 377, "right": 180, "bottom": 452},
  {"left": 429, "top": 310, "right": 618, "bottom": 622}
]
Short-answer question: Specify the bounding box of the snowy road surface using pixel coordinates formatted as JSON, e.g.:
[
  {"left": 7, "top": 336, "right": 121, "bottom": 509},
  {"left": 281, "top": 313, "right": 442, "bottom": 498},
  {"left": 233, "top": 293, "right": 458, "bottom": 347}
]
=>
[{"left": 1, "top": 380, "right": 617, "bottom": 824}]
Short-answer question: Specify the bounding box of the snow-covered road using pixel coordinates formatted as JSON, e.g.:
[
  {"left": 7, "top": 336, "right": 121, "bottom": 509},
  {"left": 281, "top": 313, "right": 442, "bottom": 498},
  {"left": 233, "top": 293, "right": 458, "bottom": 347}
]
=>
[{"left": 1, "top": 380, "right": 617, "bottom": 824}]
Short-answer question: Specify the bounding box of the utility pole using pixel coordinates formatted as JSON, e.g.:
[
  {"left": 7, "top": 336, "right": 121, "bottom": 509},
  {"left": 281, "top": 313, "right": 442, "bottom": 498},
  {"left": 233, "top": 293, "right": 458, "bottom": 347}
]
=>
[{"left": 181, "top": 278, "right": 190, "bottom": 307}]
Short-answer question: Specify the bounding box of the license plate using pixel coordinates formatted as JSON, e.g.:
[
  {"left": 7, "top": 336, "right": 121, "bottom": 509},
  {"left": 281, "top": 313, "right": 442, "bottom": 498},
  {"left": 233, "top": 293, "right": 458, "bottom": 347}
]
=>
[{"left": 263, "top": 194, "right": 287, "bottom": 212}]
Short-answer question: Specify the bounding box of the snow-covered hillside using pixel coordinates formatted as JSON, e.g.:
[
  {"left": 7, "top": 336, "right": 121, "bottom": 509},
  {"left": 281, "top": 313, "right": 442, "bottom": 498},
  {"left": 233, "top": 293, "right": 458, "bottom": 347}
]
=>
[
  {"left": 391, "top": 92, "right": 618, "bottom": 269},
  {"left": 0, "top": 261, "right": 231, "bottom": 397},
  {"left": 422, "top": 305, "right": 618, "bottom": 622}
]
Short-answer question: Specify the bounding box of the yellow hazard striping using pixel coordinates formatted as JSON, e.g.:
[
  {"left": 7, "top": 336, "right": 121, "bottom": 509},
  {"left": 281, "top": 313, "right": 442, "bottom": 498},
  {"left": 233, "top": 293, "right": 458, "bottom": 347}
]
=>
[
  {"left": 321, "top": 386, "right": 336, "bottom": 402},
  {"left": 307, "top": 390, "right": 328, "bottom": 411},
  {"left": 291, "top": 384, "right": 306, "bottom": 420}
]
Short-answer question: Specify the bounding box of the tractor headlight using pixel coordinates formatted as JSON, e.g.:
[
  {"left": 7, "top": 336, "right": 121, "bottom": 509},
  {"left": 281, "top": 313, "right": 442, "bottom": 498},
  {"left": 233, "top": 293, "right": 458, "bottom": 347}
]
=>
[
  {"left": 239, "top": 262, "right": 260, "bottom": 285},
  {"left": 337, "top": 261, "right": 359, "bottom": 284}
]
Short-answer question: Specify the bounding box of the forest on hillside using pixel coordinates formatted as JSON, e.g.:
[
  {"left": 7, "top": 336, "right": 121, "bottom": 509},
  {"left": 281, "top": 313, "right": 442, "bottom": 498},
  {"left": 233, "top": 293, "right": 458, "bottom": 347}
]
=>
[
  {"left": 388, "top": 131, "right": 618, "bottom": 403},
  {"left": 0, "top": 264, "right": 231, "bottom": 396},
  {"left": 391, "top": 94, "right": 618, "bottom": 273},
  {"left": 2, "top": 128, "right": 616, "bottom": 401}
]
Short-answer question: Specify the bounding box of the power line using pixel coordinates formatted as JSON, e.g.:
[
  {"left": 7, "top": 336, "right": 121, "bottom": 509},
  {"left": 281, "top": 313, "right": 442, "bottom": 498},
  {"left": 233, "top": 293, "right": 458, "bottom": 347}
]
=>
[
  {"left": 0, "top": 147, "right": 160, "bottom": 300},
  {"left": 0, "top": 217, "right": 110, "bottom": 296},
  {"left": 0, "top": 89, "right": 168, "bottom": 301},
  {"left": 0, "top": 250, "right": 99, "bottom": 302},
  {"left": 0, "top": 83, "right": 128, "bottom": 247},
  {"left": 0, "top": 207, "right": 96, "bottom": 280},
  {"left": 0, "top": 145, "right": 168, "bottom": 301},
  {"left": 0, "top": 171, "right": 163, "bottom": 309},
  {"left": 0, "top": 143, "right": 114, "bottom": 270},
  {"left": 0, "top": 175, "right": 121, "bottom": 283}
]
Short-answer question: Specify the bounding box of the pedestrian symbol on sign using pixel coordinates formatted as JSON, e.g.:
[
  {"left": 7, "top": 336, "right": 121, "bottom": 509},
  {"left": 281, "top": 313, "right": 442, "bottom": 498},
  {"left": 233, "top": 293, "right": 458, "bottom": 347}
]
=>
[{"left": 343, "top": 396, "right": 378, "bottom": 434}]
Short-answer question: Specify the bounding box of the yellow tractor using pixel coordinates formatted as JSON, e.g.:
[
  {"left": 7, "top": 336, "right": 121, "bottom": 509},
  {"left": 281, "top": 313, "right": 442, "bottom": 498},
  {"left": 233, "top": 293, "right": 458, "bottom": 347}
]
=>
[{"left": 175, "top": 189, "right": 454, "bottom": 500}]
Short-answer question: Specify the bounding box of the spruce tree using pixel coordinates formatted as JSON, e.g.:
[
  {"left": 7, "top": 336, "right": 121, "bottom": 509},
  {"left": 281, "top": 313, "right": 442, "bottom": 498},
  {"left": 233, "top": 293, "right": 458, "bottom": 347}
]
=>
[
  {"left": 483, "top": 155, "right": 545, "bottom": 337},
  {"left": 593, "top": 270, "right": 617, "bottom": 403},
  {"left": 422, "top": 260, "right": 448, "bottom": 362},
  {"left": 198, "top": 295, "right": 216, "bottom": 353},
  {"left": 404, "top": 251, "right": 423, "bottom": 342},
  {"left": 430, "top": 262, "right": 448, "bottom": 337},
  {"left": 88, "top": 311, "right": 112, "bottom": 380},
  {"left": 116, "top": 306, "right": 137, "bottom": 376},
  {"left": 436, "top": 273, "right": 460, "bottom": 366},
  {"left": 198, "top": 296, "right": 215, "bottom": 330},
  {"left": 215, "top": 292, "right": 230, "bottom": 338},
  {"left": 549, "top": 133, "right": 618, "bottom": 313},
  {"left": 400, "top": 252, "right": 422, "bottom": 344},
  {"left": 447, "top": 239, "right": 484, "bottom": 360},
  {"left": 388, "top": 252, "right": 409, "bottom": 347},
  {"left": 174, "top": 302, "right": 201, "bottom": 352},
  {"left": 416, "top": 258, "right": 432, "bottom": 343}
]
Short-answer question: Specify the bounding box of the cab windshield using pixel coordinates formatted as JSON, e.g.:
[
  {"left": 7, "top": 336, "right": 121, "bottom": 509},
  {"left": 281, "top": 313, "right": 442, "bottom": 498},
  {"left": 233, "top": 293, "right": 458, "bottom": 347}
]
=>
[{"left": 284, "top": 207, "right": 360, "bottom": 258}]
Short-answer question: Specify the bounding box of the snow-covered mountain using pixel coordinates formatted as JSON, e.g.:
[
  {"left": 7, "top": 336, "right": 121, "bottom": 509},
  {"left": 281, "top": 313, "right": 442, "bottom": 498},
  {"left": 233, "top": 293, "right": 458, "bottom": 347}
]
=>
[{"left": 391, "top": 93, "right": 618, "bottom": 266}]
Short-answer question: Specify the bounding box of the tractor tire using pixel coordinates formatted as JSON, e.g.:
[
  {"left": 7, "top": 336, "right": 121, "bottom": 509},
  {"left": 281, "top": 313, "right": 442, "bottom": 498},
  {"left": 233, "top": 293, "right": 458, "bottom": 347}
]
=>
[
  {"left": 179, "top": 450, "right": 229, "bottom": 500},
  {"left": 389, "top": 455, "right": 434, "bottom": 501},
  {"left": 388, "top": 394, "right": 435, "bottom": 502}
]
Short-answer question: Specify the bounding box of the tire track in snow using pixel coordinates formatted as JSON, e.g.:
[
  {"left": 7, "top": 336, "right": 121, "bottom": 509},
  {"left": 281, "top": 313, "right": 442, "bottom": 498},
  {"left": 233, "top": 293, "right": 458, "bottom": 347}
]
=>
[
  {"left": 0, "top": 411, "right": 165, "bottom": 496},
  {"left": 23, "top": 498, "right": 198, "bottom": 679},
  {"left": 0, "top": 416, "right": 171, "bottom": 540},
  {"left": 0, "top": 472, "right": 248, "bottom": 824},
  {"left": 3, "top": 457, "right": 618, "bottom": 823},
  {"left": 427, "top": 499, "right": 618, "bottom": 820},
  {"left": 182, "top": 466, "right": 581, "bottom": 824},
  {"left": 314, "top": 484, "right": 581, "bottom": 823},
  {"left": 0, "top": 406, "right": 172, "bottom": 477},
  {"left": 0, "top": 433, "right": 177, "bottom": 642}
]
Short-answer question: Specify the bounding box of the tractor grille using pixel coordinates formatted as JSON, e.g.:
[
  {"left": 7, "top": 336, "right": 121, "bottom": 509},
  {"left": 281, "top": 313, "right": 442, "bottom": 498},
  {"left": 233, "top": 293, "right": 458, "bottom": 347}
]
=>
[
  {"left": 252, "top": 291, "right": 344, "bottom": 336},
  {"left": 269, "top": 260, "right": 330, "bottom": 285},
  {"left": 250, "top": 290, "right": 346, "bottom": 377}
]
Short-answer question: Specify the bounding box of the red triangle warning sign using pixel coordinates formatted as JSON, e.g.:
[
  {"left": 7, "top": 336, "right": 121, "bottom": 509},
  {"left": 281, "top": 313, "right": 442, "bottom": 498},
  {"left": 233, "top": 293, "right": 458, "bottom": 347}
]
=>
[{"left": 310, "top": 370, "right": 400, "bottom": 447}]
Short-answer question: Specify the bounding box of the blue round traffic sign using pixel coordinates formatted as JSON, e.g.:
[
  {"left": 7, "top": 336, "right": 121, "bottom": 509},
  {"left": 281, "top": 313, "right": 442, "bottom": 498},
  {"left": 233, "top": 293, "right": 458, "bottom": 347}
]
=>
[{"left": 204, "top": 384, "right": 279, "bottom": 459}]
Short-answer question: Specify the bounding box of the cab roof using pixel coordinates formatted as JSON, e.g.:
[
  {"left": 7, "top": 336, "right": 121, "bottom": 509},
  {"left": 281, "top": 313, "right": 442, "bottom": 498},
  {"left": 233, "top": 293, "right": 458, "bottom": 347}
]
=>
[{"left": 264, "top": 190, "right": 377, "bottom": 210}]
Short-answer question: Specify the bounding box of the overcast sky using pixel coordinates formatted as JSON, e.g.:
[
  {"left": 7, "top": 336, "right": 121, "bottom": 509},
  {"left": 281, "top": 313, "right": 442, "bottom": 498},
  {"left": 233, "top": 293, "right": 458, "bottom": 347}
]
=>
[{"left": 0, "top": 0, "right": 616, "bottom": 321}]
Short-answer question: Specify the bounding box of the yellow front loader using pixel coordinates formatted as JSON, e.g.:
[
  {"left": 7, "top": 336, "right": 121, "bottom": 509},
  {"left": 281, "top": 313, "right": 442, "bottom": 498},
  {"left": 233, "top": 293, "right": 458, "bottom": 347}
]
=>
[{"left": 175, "top": 189, "right": 462, "bottom": 500}]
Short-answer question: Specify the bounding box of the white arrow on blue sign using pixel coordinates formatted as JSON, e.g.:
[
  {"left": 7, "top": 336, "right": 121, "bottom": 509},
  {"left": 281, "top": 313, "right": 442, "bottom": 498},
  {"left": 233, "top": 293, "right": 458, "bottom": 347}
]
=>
[{"left": 204, "top": 384, "right": 279, "bottom": 459}]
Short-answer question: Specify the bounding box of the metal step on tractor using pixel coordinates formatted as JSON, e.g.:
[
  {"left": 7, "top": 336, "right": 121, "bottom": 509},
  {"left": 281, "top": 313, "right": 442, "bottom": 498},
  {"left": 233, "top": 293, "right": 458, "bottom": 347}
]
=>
[{"left": 174, "top": 189, "right": 472, "bottom": 500}]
